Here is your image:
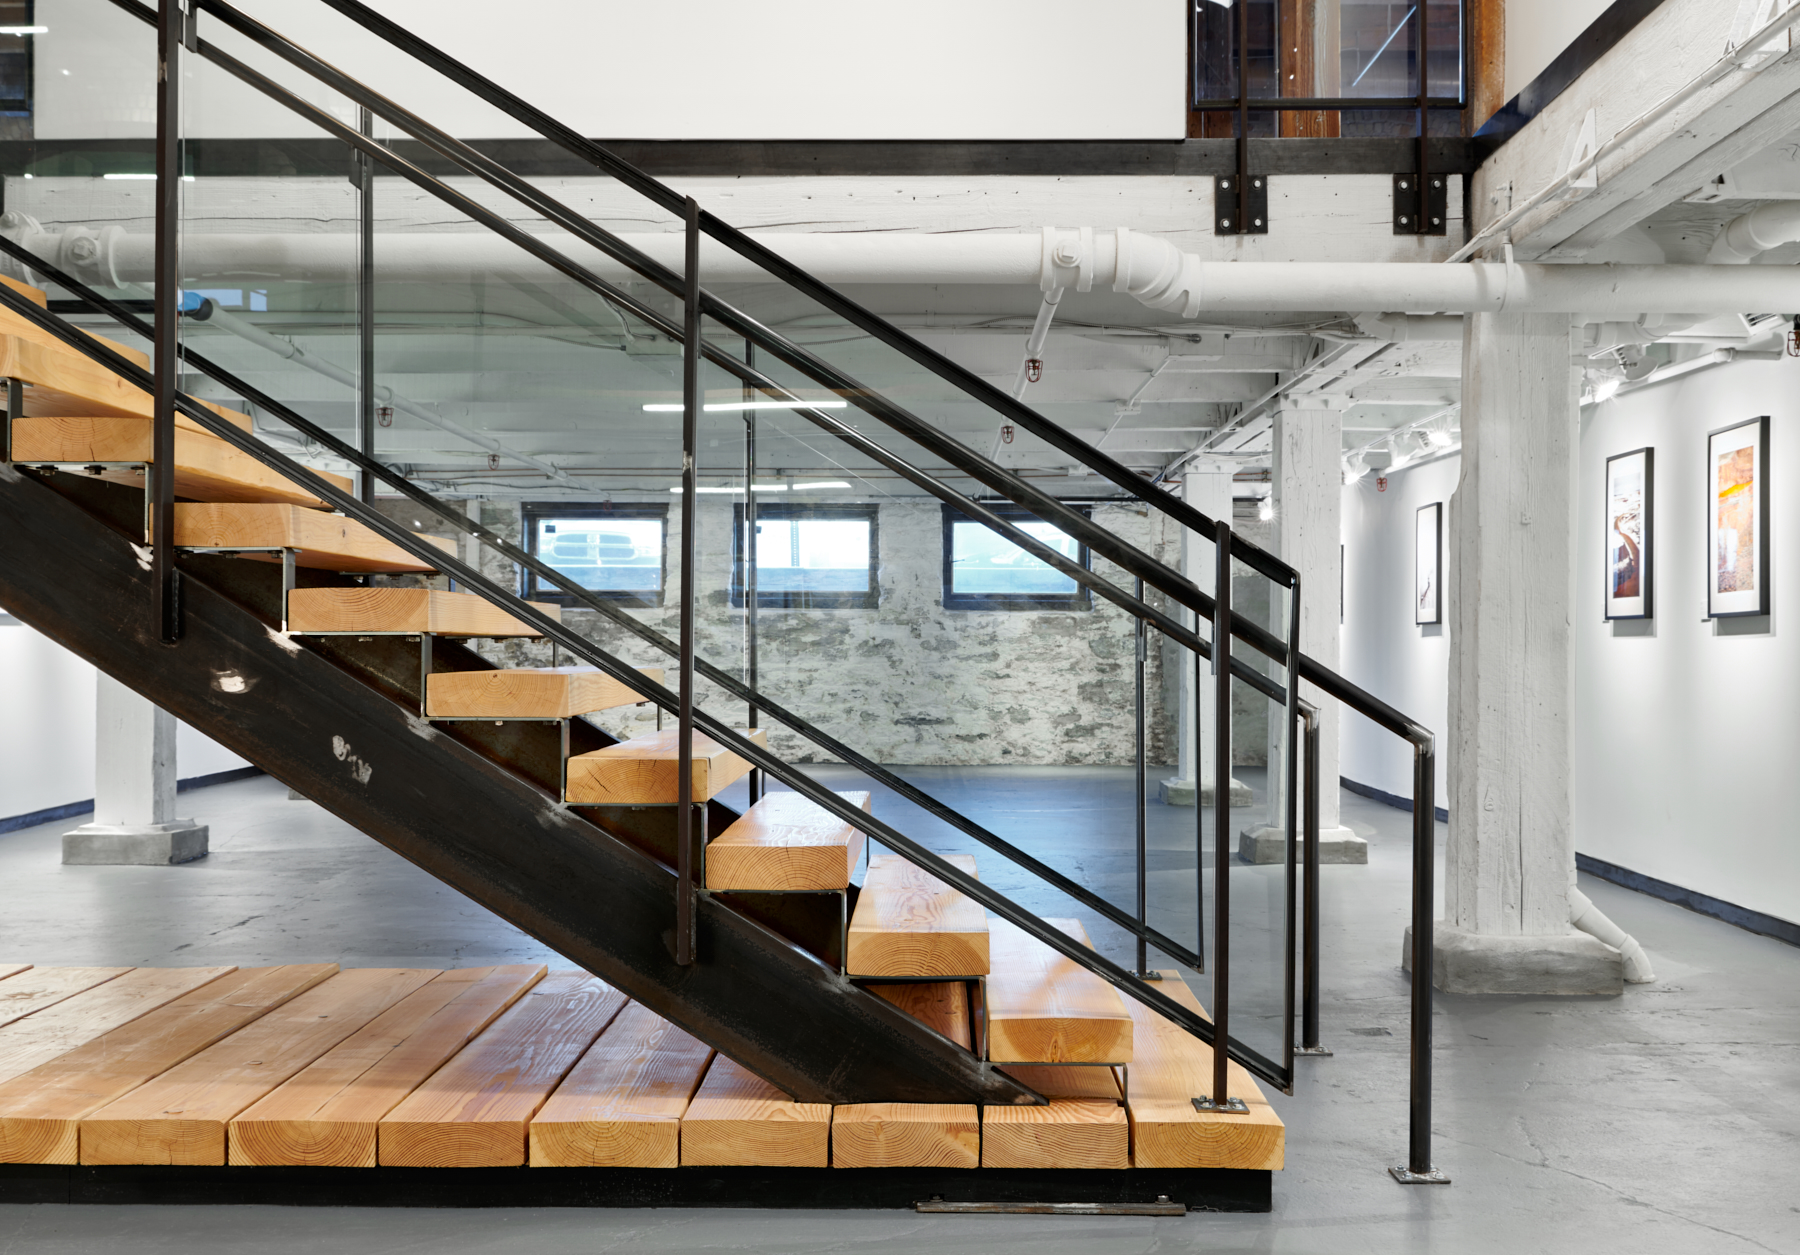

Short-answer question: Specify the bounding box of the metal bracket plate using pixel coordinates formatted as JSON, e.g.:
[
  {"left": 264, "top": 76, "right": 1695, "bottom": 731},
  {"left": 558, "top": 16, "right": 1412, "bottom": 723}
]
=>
[
  {"left": 1389, "top": 1164, "right": 1452, "bottom": 1185},
  {"left": 1192, "top": 1096, "right": 1251, "bottom": 1114},
  {"left": 1393, "top": 173, "right": 1448, "bottom": 236},
  {"left": 1214, "top": 175, "right": 1269, "bottom": 235}
]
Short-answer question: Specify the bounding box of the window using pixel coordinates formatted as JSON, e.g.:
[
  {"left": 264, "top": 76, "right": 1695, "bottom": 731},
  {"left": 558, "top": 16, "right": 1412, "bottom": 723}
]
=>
[
  {"left": 733, "top": 503, "right": 878, "bottom": 610},
  {"left": 521, "top": 503, "right": 666, "bottom": 608},
  {"left": 941, "top": 504, "right": 1090, "bottom": 612}
]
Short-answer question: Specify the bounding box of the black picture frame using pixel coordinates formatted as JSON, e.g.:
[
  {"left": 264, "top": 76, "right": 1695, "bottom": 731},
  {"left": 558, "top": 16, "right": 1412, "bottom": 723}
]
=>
[
  {"left": 1414, "top": 502, "right": 1441, "bottom": 626},
  {"left": 730, "top": 502, "right": 880, "bottom": 610},
  {"left": 1706, "top": 415, "right": 1770, "bottom": 619},
  {"left": 1603, "top": 446, "right": 1654, "bottom": 621}
]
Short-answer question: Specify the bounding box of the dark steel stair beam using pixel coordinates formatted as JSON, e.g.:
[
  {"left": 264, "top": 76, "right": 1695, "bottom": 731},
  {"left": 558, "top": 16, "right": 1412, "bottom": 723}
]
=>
[
  {"left": 295, "top": 0, "right": 1296, "bottom": 589},
  {"left": 0, "top": 464, "right": 1036, "bottom": 1108}
]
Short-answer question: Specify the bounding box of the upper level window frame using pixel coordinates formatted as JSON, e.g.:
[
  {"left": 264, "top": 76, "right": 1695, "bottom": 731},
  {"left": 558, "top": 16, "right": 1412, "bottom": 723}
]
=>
[
  {"left": 940, "top": 503, "right": 1092, "bottom": 613},
  {"left": 520, "top": 501, "right": 668, "bottom": 610},
  {"left": 731, "top": 501, "right": 881, "bottom": 611}
]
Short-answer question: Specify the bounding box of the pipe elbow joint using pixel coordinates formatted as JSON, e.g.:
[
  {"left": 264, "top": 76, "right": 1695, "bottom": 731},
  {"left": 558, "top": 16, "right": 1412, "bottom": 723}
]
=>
[
  {"left": 1708, "top": 202, "right": 1800, "bottom": 264},
  {"left": 1111, "top": 228, "right": 1204, "bottom": 319}
]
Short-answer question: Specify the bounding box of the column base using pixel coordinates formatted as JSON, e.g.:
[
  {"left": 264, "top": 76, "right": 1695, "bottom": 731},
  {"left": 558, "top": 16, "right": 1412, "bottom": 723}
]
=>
[
  {"left": 1236, "top": 825, "right": 1367, "bottom": 865},
  {"left": 1402, "top": 922, "right": 1622, "bottom": 996},
  {"left": 1158, "top": 777, "right": 1253, "bottom": 808},
  {"left": 61, "top": 821, "right": 209, "bottom": 866}
]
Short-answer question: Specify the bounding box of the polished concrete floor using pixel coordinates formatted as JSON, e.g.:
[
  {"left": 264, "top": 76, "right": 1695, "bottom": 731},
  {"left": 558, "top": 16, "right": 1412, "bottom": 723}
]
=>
[{"left": 0, "top": 770, "right": 1795, "bottom": 1254}]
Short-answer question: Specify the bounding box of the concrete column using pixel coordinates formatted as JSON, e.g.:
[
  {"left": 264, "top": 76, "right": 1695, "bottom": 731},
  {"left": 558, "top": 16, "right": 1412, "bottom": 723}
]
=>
[
  {"left": 63, "top": 672, "right": 208, "bottom": 865},
  {"left": 1240, "top": 403, "right": 1366, "bottom": 864},
  {"left": 1160, "top": 465, "right": 1250, "bottom": 808},
  {"left": 1419, "top": 310, "right": 1619, "bottom": 994}
]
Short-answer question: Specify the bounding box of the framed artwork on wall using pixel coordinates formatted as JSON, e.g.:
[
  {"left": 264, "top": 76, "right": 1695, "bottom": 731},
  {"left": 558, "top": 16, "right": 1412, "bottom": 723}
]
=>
[
  {"left": 1604, "top": 447, "right": 1653, "bottom": 620},
  {"left": 1707, "top": 416, "right": 1769, "bottom": 619},
  {"left": 1415, "top": 502, "right": 1441, "bottom": 625}
]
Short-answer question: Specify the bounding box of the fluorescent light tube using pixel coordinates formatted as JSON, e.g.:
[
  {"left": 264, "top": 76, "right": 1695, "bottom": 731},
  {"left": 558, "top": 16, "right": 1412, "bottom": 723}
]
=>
[
  {"left": 0, "top": 27, "right": 49, "bottom": 35},
  {"left": 642, "top": 400, "right": 846, "bottom": 413},
  {"left": 791, "top": 481, "right": 852, "bottom": 490},
  {"left": 669, "top": 484, "right": 790, "bottom": 494}
]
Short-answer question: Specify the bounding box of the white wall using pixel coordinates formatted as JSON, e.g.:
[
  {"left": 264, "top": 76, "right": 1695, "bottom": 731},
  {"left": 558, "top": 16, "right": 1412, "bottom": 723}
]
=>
[
  {"left": 1576, "top": 356, "right": 1800, "bottom": 928},
  {"left": 0, "top": 622, "right": 249, "bottom": 824},
  {"left": 1340, "top": 455, "right": 1457, "bottom": 806},
  {"left": 1504, "top": 0, "right": 1616, "bottom": 102},
  {"left": 36, "top": 0, "right": 1187, "bottom": 142}
]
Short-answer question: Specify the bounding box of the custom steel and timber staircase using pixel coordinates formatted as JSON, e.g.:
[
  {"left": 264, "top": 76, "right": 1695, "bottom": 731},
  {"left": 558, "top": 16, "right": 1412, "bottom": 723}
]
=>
[{"left": 0, "top": 0, "right": 1449, "bottom": 1202}]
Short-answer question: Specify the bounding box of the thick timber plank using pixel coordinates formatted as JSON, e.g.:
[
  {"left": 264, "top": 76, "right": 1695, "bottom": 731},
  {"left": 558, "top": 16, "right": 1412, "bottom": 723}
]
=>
[
  {"left": 847, "top": 854, "right": 989, "bottom": 978},
  {"left": 529, "top": 1002, "right": 714, "bottom": 1168},
  {"left": 832, "top": 1103, "right": 979, "bottom": 1169},
  {"left": 286, "top": 587, "right": 561, "bottom": 637},
  {"left": 0, "top": 966, "right": 323, "bottom": 1165},
  {"left": 171, "top": 504, "right": 452, "bottom": 573},
  {"left": 0, "top": 325, "right": 253, "bottom": 435},
  {"left": 0, "top": 966, "right": 248, "bottom": 1087},
  {"left": 80, "top": 968, "right": 424, "bottom": 1165},
  {"left": 378, "top": 972, "right": 625, "bottom": 1168},
  {"left": 985, "top": 918, "right": 1132, "bottom": 1065},
  {"left": 678, "top": 1056, "right": 830, "bottom": 1168},
  {"left": 0, "top": 965, "right": 33, "bottom": 983},
  {"left": 426, "top": 666, "right": 663, "bottom": 719},
  {"left": 870, "top": 981, "right": 973, "bottom": 1050},
  {"left": 230, "top": 965, "right": 545, "bottom": 1167},
  {"left": 706, "top": 790, "right": 870, "bottom": 891},
  {"left": 10, "top": 416, "right": 351, "bottom": 507},
  {"left": 0, "top": 968, "right": 131, "bottom": 1030},
  {"left": 564, "top": 728, "right": 768, "bottom": 805},
  {"left": 1000, "top": 1065, "right": 1122, "bottom": 1101},
  {"left": 1122, "top": 973, "right": 1283, "bottom": 1171},
  {"left": 981, "top": 1099, "right": 1128, "bottom": 1169}
]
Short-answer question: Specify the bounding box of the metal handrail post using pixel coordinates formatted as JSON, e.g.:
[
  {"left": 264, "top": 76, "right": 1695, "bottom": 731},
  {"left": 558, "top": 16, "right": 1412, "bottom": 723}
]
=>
[
  {"left": 1391, "top": 736, "right": 1449, "bottom": 1183},
  {"left": 675, "top": 197, "right": 701, "bottom": 966},
  {"left": 1197, "top": 517, "right": 1247, "bottom": 1113},
  {"left": 151, "top": 0, "right": 183, "bottom": 643},
  {"left": 1133, "top": 576, "right": 1153, "bottom": 979},
  {"left": 1281, "top": 571, "right": 1302, "bottom": 1075},
  {"left": 1298, "top": 703, "right": 1329, "bottom": 1055},
  {"left": 744, "top": 344, "right": 761, "bottom": 805}
]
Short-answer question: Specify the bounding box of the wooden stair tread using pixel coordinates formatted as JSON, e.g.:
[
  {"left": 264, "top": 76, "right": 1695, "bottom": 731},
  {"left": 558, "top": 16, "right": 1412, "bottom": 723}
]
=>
[
  {"left": 529, "top": 1003, "right": 714, "bottom": 1168},
  {"left": 0, "top": 967, "right": 132, "bottom": 1031},
  {"left": 229, "top": 965, "right": 546, "bottom": 1167},
  {"left": 426, "top": 666, "right": 663, "bottom": 720},
  {"left": 0, "top": 965, "right": 34, "bottom": 983},
  {"left": 869, "top": 982, "right": 973, "bottom": 1051},
  {"left": 286, "top": 587, "right": 561, "bottom": 637},
  {"left": 999, "top": 1064, "right": 1121, "bottom": 1101},
  {"left": 831, "top": 1103, "right": 979, "bottom": 1169},
  {"left": 1120, "top": 972, "right": 1284, "bottom": 1170},
  {"left": 678, "top": 1056, "right": 829, "bottom": 1168},
  {"left": 564, "top": 728, "right": 768, "bottom": 805},
  {"left": 0, "top": 967, "right": 315, "bottom": 1166},
  {"left": 846, "top": 854, "right": 989, "bottom": 978},
  {"left": 985, "top": 918, "right": 1132, "bottom": 1065},
  {"left": 981, "top": 1099, "right": 1129, "bottom": 1169},
  {"left": 0, "top": 320, "right": 253, "bottom": 436},
  {"left": 705, "top": 790, "right": 871, "bottom": 891},
  {"left": 377, "top": 971, "right": 626, "bottom": 1168},
  {"left": 79, "top": 968, "right": 425, "bottom": 1165},
  {"left": 0, "top": 966, "right": 251, "bottom": 1088},
  {"left": 171, "top": 504, "right": 453, "bottom": 574},
  {"left": 10, "top": 415, "right": 351, "bottom": 507}
]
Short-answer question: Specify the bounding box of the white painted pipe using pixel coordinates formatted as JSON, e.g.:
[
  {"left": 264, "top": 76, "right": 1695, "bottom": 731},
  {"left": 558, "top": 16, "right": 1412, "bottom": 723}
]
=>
[
  {"left": 1707, "top": 203, "right": 1800, "bottom": 264},
  {"left": 1010, "top": 285, "right": 1063, "bottom": 400},
  {"left": 1570, "top": 888, "right": 1655, "bottom": 984}
]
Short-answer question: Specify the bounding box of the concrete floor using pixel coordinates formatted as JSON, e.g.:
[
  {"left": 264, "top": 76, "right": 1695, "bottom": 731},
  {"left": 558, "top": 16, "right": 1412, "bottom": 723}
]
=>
[{"left": 0, "top": 770, "right": 1796, "bottom": 1253}]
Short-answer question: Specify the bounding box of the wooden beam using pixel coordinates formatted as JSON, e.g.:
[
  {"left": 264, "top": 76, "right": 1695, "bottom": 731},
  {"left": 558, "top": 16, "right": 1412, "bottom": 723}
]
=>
[
  {"left": 0, "top": 966, "right": 324, "bottom": 1166},
  {"left": 869, "top": 981, "right": 973, "bottom": 1051},
  {"left": 0, "top": 326, "right": 254, "bottom": 437},
  {"left": 846, "top": 854, "right": 990, "bottom": 978},
  {"left": 229, "top": 965, "right": 545, "bottom": 1167},
  {"left": 563, "top": 728, "right": 768, "bottom": 806},
  {"left": 985, "top": 918, "right": 1132, "bottom": 1065},
  {"left": 981, "top": 1100, "right": 1129, "bottom": 1169},
  {"left": 10, "top": 416, "right": 352, "bottom": 507},
  {"left": 286, "top": 588, "right": 561, "bottom": 637},
  {"left": 426, "top": 666, "right": 663, "bottom": 719},
  {"left": 0, "top": 967, "right": 132, "bottom": 1030},
  {"left": 378, "top": 972, "right": 626, "bottom": 1168},
  {"left": 79, "top": 968, "right": 430, "bottom": 1165},
  {"left": 704, "top": 790, "right": 870, "bottom": 892},
  {"left": 1121, "top": 973, "right": 1283, "bottom": 1170},
  {"left": 999, "top": 1064, "right": 1121, "bottom": 1101},
  {"left": 0, "top": 966, "right": 263, "bottom": 1087},
  {"left": 529, "top": 1002, "right": 714, "bottom": 1168},
  {"left": 678, "top": 1056, "right": 830, "bottom": 1167},
  {"left": 171, "top": 504, "right": 452, "bottom": 574},
  {"left": 0, "top": 965, "right": 31, "bottom": 984},
  {"left": 831, "top": 1103, "right": 979, "bottom": 1169},
  {"left": 1467, "top": 0, "right": 1505, "bottom": 133}
]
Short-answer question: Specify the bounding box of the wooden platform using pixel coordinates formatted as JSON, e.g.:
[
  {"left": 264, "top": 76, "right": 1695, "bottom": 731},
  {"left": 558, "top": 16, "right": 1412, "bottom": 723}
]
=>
[
  {"left": 985, "top": 918, "right": 1133, "bottom": 1065},
  {"left": 846, "top": 854, "right": 990, "bottom": 978},
  {"left": 564, "top": 728, "right": 768, "bottom": 805},
  {"left": 0, "top": 963, "right": 1278, "bottom": 1174},
  {"left": 172, "top": 503, "right": 453, "bottom": 574},
  {"left": 705, "top": 790, "right": 870, "bottom": 891},
  {"left": 286, "top": 588, "right": 561, "bottom": 637},
  {"left": 426, "top": 666, "right": 663, "bottom": 719}
]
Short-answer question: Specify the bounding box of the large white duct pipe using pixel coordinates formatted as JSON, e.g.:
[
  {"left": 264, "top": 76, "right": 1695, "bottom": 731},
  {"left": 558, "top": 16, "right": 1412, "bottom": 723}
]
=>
[
  {"left": 5, "top": 216, "right": 1796, "bottom": 319},
  {"left": 1707, "top": 203, "right": 1800, "bottom": 264}
]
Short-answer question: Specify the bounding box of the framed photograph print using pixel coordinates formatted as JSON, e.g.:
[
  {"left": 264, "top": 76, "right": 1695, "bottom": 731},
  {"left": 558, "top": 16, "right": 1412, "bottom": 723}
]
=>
[
  {"left": 1707, "top": 416, "right": 1769, "bottom": 619},
  {"left": 1604, "top": 447, "right": 1653, "bottom": 620},
  {"left": 1415, "top": 502, "right": 1442, "bottom": 625}
]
